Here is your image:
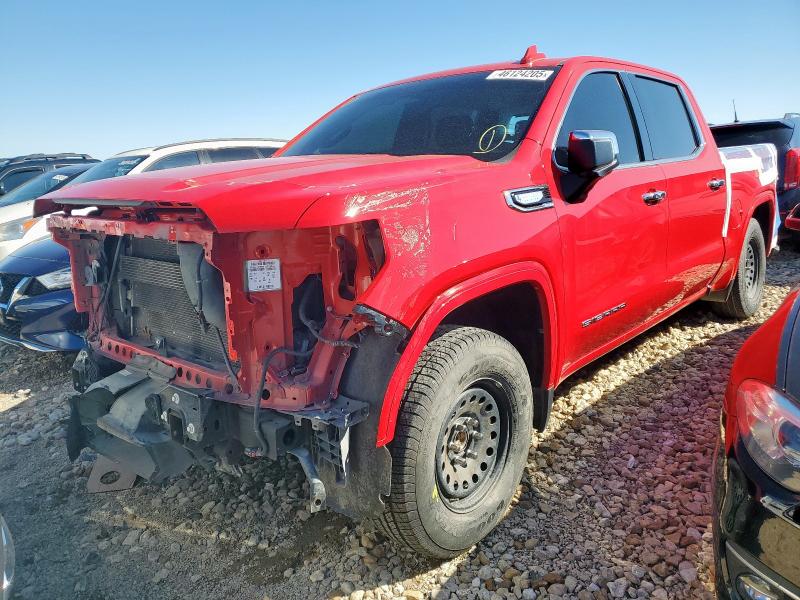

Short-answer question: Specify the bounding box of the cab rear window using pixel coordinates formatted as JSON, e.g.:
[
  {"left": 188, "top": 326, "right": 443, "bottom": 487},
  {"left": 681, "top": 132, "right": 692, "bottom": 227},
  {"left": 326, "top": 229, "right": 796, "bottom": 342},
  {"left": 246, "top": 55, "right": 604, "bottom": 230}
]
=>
[{"left": 712, "top": 124, "right": 793, "bottom": 149}]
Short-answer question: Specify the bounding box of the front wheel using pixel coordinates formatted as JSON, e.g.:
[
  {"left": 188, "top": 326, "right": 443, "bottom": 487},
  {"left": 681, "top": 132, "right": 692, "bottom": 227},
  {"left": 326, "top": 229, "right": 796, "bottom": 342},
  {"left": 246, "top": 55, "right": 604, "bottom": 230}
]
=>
[
  {"left": 713, "top": 218, "right": 766, "bottom": 320},
  {"left": 377, "top": 326, "right": 533, "bottom": 558}
]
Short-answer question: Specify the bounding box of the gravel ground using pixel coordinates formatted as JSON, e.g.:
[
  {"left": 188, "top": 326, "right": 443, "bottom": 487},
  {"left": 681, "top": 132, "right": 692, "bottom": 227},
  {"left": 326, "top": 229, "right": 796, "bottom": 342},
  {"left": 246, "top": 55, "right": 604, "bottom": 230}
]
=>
[{"left": 1, "top": 249, "right": 798, "bottom": 600}]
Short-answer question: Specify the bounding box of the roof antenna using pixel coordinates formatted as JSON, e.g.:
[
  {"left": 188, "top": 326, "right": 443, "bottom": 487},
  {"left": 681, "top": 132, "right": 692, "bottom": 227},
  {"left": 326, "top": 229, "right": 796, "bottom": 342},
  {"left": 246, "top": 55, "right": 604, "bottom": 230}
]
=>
[{"left": 732, "top": 99, "right": 739, "bottom": 123}]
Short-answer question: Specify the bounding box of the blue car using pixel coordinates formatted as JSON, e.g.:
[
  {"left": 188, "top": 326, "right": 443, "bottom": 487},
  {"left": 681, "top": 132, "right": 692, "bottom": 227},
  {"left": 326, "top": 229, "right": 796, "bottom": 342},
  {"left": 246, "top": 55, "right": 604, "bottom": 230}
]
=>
[{"left": 0, "top": 237, "right": 83, "bottom": 352}]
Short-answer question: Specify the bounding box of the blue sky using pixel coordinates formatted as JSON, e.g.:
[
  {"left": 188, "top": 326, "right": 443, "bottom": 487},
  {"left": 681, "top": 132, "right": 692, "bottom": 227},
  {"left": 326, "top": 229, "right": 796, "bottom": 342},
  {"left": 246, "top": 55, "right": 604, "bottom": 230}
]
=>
[{"left": 2, "top": 0, "right": 798, "bottom": 158}]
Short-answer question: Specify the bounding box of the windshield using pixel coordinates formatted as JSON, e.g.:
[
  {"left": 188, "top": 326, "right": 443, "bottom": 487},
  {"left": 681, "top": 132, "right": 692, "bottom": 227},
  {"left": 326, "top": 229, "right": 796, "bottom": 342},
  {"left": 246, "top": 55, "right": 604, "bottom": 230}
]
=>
[
  {"left": 69, "top": 155, "right": 147, "bottom": 185},
  {"left": 283, "top": 69, "right": 559, "bottom": 162},
  {"left": 0, "top": 169, "right": 80, "bottom": 207}
]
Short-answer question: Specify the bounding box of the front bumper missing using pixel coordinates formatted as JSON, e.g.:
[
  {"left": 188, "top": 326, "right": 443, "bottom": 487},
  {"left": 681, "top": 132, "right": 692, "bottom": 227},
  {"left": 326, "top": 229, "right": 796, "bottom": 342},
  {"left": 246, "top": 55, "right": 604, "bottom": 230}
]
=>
[{"left": 66, "top": 353, "right": 386, "bottom": 517}]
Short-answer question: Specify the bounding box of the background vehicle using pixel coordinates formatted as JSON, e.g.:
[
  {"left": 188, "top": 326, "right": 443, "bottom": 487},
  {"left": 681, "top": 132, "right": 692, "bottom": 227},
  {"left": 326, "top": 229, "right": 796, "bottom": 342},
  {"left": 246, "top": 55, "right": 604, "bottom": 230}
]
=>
[
  {"left": 0, "top": 164, "right": 93, "bottom": 260},
  {"left": 0, "top": 513, "right": 13, "bottom": 600},
  {"left": 712, "top": 114, "right": 800, "bottom": 220},
  {"left": 713, "top": 288, "right": 800, "bottom": 600},
  {"left": 0, "top": 153, "right": 97, "bottom": 196},
  {"left": 41, "top": 48, "right": 778, "bottom": 558},
  {"left": 9, "top": 138, "right": 288, "bottom": 263},
  {"left": 0, "top": 238, "right": 77, "bottom": 351},
  {"left": 0, "top": 138, "right": 286, "bottom": 353},
  {"left": 66, "top": 138, "right": 285, "bottom": 188}
]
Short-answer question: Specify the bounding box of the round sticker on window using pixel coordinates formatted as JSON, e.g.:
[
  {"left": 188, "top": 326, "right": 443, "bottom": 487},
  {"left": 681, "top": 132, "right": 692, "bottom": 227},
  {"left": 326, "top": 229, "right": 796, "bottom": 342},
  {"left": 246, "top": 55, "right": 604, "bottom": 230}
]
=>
[{"left": 476, "top": 125, "right": 508, "bottom": 154}]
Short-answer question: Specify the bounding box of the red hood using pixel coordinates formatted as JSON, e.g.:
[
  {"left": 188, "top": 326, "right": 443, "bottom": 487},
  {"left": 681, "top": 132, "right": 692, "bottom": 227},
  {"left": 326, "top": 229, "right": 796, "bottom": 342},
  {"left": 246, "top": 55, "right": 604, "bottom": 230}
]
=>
[{"left": 36, "top": 154, "right": 488, "bottom": 231}]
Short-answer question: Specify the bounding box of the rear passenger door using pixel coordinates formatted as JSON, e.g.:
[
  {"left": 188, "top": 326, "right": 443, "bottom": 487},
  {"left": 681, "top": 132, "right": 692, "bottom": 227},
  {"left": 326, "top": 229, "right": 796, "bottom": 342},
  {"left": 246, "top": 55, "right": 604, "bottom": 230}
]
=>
[
  {"left": 548, "top": 71, "right": 670, "bottom": 369},
  {"left": 628, "top": 75, "right": 727, "bottom": 301}
]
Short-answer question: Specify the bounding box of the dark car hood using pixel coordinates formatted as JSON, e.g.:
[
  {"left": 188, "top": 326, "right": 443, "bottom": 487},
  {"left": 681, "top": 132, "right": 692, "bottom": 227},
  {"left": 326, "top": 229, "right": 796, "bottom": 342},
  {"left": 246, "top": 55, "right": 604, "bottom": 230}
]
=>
[{"left": 0, "top": 238, "right": 69, "bottom": 276}]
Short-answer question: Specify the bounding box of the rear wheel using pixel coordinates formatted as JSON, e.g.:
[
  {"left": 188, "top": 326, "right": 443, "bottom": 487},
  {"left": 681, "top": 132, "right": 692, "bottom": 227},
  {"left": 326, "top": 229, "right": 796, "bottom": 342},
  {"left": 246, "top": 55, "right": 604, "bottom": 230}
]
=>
[
  {"left": 713, "top": 218, "right": 766, "bottom": 320},
  {"left": 377, "top": 326, "right": 533, "bottom": 558}
]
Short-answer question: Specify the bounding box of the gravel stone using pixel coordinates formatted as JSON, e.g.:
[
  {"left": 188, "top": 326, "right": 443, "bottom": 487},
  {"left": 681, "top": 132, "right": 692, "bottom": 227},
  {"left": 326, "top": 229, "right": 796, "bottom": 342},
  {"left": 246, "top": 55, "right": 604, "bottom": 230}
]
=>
[{"left": 1, "top": 249, "right": 798, "bottom": 599}]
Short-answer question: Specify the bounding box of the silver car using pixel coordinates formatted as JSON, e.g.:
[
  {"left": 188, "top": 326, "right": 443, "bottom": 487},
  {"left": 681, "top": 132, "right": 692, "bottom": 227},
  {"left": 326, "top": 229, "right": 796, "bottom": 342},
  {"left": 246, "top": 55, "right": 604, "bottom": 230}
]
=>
[{"left": 0, "top": 514, "right": 13, "bottom": 600}]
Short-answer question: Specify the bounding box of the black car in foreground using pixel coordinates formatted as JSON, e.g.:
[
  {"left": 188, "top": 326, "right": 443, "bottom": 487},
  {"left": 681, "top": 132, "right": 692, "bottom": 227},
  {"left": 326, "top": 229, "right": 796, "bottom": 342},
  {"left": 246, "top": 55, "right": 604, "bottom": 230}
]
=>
[
  {"left": 714, "top": 288, "right": 800, "bottom": 600},
  {"left": 712, "top": 114, "right": 800, "bottom": 221}
]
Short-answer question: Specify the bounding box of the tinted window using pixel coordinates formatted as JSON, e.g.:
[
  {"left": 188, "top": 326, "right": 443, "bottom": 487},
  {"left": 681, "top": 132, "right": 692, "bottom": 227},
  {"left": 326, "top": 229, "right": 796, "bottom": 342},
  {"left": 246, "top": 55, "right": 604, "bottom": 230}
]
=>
[
  {"left": 712, "top": 124, "right": 794, "bottom": 149},
  {"left": 206, "top": 147, "right": 261, "bottom": 163},
  {"left": 71, "top": 156, "right": 147, "bottom": 185},
  {"left": 257, "top": 147, "right": 278, "bottom": 158},
  {"left": 146, "top": 151, "right": 201, "bottom": 172},
  {"left": 283, "top": 69, "right": 558, "bottom": 162},
  {"left": 1, "top": 168, "right": 44, "bottom": 193},
  {"left": 0, "top": 169, "right": 84, "bottom": 207},
  {"left": 632, "top": 76, "right": 698, "bottom": 159},
  {"left": 556, "top": 73, "right": 641, "bottom": 165}
]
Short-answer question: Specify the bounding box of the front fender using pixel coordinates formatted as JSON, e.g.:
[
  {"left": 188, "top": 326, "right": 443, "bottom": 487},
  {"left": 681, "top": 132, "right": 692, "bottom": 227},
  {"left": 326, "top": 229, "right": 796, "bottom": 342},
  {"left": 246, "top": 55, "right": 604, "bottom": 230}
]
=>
[{"left": 375, "top": 260, "right": 558, "bottom": 447}]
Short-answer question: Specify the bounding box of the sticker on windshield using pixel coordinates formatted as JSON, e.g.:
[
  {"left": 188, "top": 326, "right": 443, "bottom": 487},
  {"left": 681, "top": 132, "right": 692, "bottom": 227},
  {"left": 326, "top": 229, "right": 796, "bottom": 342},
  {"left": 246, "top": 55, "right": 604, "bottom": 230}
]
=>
[
  {"left": 486, "top": 69, "right": 553, "bottom": 81},
  {"left": 52, "top": 174, "right": 68, "bottom": 181},
  {"left": 246, "top": 258, "right": 281, "bottom": 292}
]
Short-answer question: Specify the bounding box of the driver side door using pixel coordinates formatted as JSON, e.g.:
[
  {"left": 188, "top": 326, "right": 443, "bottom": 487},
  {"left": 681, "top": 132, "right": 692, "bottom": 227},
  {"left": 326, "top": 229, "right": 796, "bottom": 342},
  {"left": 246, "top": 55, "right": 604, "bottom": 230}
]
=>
[{"left": 547, "top": 71, "right": 671, "bottom": 374}]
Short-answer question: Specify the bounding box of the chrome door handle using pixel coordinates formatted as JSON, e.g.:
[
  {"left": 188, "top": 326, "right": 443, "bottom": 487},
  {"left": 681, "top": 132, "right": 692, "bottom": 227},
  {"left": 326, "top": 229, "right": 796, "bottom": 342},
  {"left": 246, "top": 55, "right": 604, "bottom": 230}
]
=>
[
  {"left": 709, "top": 178, "right": 726, "bottom": 191},
  {"left": 642, "top": 190, "right": 667, "bottom": 205}
]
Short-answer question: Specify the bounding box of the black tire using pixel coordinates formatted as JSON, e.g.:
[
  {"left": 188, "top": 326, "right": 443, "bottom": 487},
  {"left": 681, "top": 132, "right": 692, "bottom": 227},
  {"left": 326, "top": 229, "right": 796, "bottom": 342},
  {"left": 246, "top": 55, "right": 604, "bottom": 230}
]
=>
[
  {"left": 377, "top": 326, "right": 533, "bottom": 558},
  {"left": 713, "top": 219, "right": 766, "bottom": 320}
]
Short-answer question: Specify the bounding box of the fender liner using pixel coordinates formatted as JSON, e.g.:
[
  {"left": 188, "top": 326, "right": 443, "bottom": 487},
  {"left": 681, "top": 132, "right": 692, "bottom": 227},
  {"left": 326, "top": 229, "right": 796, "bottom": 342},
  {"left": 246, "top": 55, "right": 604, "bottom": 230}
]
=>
[{"left": 375, "top": 261, "right": 559, "bottom": 447}]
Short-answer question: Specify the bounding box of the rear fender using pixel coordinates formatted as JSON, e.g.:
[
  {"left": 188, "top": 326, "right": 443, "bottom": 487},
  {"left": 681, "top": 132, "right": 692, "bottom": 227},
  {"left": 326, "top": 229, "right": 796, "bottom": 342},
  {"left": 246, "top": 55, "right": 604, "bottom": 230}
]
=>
[
  {"left": 375, "top": 261, "right": 558, "bottom": 447},
  {"left": 710, "top": 189, "right": 777, "bottom": 294}
]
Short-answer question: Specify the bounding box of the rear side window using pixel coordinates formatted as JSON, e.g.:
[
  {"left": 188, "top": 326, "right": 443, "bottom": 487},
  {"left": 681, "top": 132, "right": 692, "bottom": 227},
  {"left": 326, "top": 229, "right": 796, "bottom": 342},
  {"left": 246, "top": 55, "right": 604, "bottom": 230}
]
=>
[
  {"left": 1, "top": 167, "right": 44, "bottom": 192},
  {"left": 632, "top": 76, "right": 699, "bottom": 160},
  {"left": 556, "top": 72, "right": 642, "bottom": 165},
  {"left": 146, "top": 151, "right": 201, "bottom": 172},
  {"left": 257, "top": 147, "right": 278, "bottom": 158},
  {"left": 207, "top": 147, "right": 261, "bottom": 163}
]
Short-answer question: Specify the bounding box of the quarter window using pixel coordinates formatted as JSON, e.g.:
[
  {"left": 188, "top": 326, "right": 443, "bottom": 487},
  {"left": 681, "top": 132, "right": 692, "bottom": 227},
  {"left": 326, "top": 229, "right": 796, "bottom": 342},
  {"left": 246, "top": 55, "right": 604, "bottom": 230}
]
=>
[
  {"left": 556, "top": 72, "right": 642, "bottom": 166},
  {"left": 146, "top": 151, "right": 201, "bottom": 172},
  {"left": 632, "top": 76, "right": 698, "bottom": 160},
  {"left": 207, "top": 147, "right": 261, "bottom": 163}
]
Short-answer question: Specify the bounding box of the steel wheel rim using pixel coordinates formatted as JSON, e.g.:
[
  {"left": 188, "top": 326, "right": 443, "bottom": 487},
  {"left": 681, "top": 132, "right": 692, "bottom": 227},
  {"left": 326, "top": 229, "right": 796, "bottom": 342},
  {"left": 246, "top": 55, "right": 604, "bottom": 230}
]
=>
[
  {"left": 435, "top": 381, "right": 510, "bottom": 507},
  {"left": 744, "top": 242, "right": 758, "bottom": 293}
]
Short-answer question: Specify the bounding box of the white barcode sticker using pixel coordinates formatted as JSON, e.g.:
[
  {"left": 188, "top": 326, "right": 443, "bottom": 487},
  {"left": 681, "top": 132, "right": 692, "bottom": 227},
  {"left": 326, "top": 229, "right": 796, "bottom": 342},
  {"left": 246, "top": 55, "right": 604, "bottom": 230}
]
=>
[
  {"left": 486, "top": 69, "right": 553, "bottom": 81},
  {"left": 246, "top": 258, "right": 281, "bottom": 291}
]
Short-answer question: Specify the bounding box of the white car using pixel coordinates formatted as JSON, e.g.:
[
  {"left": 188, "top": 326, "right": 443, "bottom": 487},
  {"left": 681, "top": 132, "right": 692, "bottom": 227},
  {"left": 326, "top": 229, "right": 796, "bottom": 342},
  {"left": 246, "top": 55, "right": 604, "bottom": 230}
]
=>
[
  {"left": 0, "top": 138, "right": 285, "bottom": 258},
  {"left": 0, "top": 164, "right": 94, "bottom": 260}
]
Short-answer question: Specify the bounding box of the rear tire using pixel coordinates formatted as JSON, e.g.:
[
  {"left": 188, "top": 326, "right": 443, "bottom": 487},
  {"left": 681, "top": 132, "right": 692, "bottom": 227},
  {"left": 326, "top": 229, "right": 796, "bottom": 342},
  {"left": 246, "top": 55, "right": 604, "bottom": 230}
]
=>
[
  {"left": 377, "top": 326, "right": 533, "bottom": 558},
  {"left": 713, "top": 219, "right": 766, "bottom": 320}
]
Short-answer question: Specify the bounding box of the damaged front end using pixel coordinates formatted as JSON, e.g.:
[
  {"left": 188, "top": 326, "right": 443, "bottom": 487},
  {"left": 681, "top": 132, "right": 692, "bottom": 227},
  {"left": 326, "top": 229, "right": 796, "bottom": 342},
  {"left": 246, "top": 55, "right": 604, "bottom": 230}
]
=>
[{"left": 52, "top": 204, "right": 405, "bottom": 519}]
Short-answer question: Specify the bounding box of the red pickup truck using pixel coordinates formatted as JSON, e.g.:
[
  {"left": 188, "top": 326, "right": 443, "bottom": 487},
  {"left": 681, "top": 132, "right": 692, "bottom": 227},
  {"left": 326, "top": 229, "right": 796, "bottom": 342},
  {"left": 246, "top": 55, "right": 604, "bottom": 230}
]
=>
[{"left": 38, "top": 46, "right": 778, "bottom": 558}]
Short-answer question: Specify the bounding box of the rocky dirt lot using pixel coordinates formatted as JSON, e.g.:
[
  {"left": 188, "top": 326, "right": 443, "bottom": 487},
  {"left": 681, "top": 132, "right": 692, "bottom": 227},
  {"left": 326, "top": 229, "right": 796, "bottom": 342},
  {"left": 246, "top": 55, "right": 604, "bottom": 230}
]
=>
[{"left": 1, "top": 250, "right": 798, "bottom": 600}]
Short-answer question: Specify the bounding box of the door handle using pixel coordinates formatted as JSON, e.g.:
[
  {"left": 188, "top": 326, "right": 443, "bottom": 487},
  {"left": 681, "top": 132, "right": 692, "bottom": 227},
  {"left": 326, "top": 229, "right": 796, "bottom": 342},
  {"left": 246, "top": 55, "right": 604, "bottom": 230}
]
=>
[
  {"left": 642, "top": 190, "right": 667, "bottom": 205},
  {"left": 708, "top": 178, "right": 726, "bottom": 191}
]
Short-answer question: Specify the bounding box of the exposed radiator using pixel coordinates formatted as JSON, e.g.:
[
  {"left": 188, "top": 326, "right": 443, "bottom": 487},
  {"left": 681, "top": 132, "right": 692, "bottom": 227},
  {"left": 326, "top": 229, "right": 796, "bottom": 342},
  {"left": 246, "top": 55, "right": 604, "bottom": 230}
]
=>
[{"left": 111, "top": 236, "right": 228, "bottom": 367}]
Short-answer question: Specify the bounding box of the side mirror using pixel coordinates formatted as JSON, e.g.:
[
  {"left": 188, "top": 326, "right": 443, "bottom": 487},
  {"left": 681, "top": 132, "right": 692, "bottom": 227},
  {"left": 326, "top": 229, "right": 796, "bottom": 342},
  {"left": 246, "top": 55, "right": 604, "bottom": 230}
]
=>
[{"left": 567, "top": 130, "right": 619, "bottom": 178}]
